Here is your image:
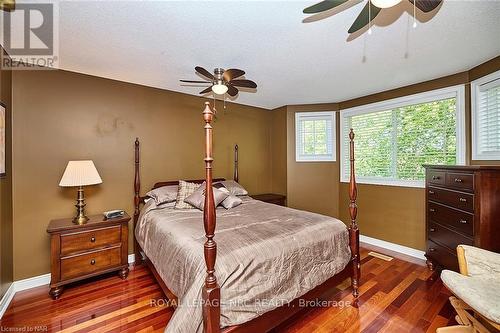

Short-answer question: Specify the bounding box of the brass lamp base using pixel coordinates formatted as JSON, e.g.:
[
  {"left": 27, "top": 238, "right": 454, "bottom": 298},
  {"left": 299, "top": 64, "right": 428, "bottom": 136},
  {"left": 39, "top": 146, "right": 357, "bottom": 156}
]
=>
[{"left": 73, "top": 186, "right": 89, "bottom": 225}]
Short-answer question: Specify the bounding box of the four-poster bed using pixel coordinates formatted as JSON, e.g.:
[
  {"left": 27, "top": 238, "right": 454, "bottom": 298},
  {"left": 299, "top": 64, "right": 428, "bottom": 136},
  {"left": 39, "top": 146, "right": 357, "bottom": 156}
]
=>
[{"left": 133, "top": 102, "right": 360, "bottom": 333}]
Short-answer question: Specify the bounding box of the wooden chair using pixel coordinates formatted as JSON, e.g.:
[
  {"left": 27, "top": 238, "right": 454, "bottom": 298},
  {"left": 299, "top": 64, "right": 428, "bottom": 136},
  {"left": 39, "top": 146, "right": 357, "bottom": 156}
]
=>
[{"left": 438, "top": 245, "right": 500, "bottom": 333}]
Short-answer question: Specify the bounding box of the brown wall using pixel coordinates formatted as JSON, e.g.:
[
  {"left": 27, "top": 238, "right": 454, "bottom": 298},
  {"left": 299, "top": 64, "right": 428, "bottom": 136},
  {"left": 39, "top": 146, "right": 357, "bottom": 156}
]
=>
[
  {"left": 0, "top": 48, "right": 13, "bottom": 296},
  {"left": 270, "top": 106, "right": 287, "bottom": 195},
  {"left": 286, "top": 104, "right": 340, "bottom": 217},
  {"left": 12, "top": 69, "right": 273, "bottom": 280}
]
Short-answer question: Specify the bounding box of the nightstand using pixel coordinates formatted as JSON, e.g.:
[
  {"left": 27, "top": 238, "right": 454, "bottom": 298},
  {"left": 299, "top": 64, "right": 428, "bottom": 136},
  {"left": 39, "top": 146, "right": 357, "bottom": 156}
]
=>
[
  {"left": 250, "top": 193, "right": 287, "bottom": 206},
  {"left": 46, "top": 213, "right": 130, "bottom": 299}
]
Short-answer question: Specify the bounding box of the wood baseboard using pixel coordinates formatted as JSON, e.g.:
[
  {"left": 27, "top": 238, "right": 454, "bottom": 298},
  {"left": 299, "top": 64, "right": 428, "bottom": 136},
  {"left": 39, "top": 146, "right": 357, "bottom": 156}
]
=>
[{"left": 0, "top": 254, "right": 136, "bottom": 319}]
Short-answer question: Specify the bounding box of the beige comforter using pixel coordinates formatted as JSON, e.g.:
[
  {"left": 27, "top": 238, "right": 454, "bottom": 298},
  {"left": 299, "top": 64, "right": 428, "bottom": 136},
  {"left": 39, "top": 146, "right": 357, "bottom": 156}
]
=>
[{"left": 135, "top": 196, "right": 351, "bottom": 333}]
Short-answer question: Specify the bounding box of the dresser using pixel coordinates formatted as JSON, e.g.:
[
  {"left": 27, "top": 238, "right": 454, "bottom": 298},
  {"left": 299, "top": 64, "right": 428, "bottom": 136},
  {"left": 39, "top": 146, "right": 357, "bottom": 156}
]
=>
[
  {"left": 47, "top": 213, "right": 130, "bottom": 299},
  {"left": 250, "top": 193, "right": 287, "bottom": 206},
  {"left": 424, "top": 165, "right": 500, "bottom": 271}
]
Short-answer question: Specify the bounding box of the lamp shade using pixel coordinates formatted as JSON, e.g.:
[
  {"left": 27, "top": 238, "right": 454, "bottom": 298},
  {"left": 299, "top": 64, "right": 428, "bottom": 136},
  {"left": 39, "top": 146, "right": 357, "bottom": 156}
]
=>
[{"left": 59, "top": 160, "right": 102, "bottom": 187}]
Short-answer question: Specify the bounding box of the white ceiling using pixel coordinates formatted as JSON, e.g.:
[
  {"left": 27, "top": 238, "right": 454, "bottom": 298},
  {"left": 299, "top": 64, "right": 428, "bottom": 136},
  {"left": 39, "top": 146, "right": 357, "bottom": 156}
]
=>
[{"left": 24, "top": 0, "right": 500, "bottom": 108}]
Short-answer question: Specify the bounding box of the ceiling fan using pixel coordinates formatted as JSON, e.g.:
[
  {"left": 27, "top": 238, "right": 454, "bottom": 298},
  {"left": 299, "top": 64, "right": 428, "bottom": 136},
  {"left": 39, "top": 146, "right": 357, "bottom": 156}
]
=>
[
  {"left": 180, "top": 67, "right": 257, "bottom": 96},
  {"left": 303, "top": 0, "right": 442, "bottom": 34},
  {"left": 0, "top": 0, "right": 15, "bottom": 11}
]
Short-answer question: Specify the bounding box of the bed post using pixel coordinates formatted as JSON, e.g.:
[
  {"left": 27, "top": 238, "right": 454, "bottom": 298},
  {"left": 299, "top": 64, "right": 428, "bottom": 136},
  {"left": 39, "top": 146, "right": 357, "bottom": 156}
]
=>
[
  {"left": 133, "top": 138, "right": 142, "bottom": 264},
  {"left": 234, "top": 144, "right": 239, "bottom": 182},
  {"left": 202, "top": 102, "right": 221, "bottom": 333},
  {"left": 348, "top": 129, "right": 360, "bottom": 298}
]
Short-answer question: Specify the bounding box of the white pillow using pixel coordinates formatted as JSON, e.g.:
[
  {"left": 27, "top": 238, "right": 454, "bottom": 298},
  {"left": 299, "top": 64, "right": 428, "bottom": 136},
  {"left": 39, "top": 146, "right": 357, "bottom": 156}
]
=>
[
  {"left": 146, "top": 185, "right": 178, "bottom": 205},
  {"left": 215, "top": 180, "right": 248, "bottom": 196}
]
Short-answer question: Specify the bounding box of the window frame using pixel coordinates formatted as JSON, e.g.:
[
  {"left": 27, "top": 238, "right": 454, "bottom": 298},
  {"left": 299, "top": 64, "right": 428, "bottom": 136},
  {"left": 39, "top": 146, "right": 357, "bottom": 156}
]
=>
[
  {"left": 340, "top": 85, "right": 466, "bottom": 188},
  {"left": 471, "top": 69, "right": 500, "bottom": 161},
  {"left": 295, "top": 111, "right": 336, "bottom": 162}
]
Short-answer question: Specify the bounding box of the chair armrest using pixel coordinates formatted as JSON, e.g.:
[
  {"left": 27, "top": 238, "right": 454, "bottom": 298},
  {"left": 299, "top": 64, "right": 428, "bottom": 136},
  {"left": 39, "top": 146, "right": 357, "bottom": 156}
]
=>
[{"left": 457, "top": 245, "right": 500, "bottom": 277}]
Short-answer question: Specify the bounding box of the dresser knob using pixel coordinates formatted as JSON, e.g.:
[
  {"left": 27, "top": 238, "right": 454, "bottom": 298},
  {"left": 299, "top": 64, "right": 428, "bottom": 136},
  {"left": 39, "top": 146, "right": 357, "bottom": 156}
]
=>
[
  {"left": 429, "top": 228, "right": 435, "bottom": 232},
  {"left": 459, "top": 198, "right": 467, "bottom": 202},
  {"left": 429, "top": 208, "right": 436, "bottom": 212},
  {"left": 90, "top": 237, "right": 96, "bottom": 243},
  {"left": 459, "top": 219, "right": 467, "bottom": 224},
  {"left": 90, "top": 259, "right": 96, "bottom": 265},
  {"left": 454, "top": 178, "right": 463, "bottom": 183},
  {"left": 428, "top": 190, "right": 435, "bottom": 195},
  {"left": 429, "top": 248, "right": 436, "bottom": 252},
  {"left": 432, "top": 176, "right": 440, "bottom": 180}
]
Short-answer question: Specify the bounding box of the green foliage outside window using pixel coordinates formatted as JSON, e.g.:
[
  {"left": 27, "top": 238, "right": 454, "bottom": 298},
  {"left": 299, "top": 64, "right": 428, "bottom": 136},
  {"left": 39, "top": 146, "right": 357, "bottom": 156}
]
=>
[{"left": 348, "top": 98, "right": 457, "bottom": 181}]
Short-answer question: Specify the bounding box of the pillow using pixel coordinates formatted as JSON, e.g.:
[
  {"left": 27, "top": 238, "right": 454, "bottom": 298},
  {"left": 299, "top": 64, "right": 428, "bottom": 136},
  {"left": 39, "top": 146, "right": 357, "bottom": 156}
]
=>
[
  {"left": 215, "top": 180, "right": 248, "bottom": 196},
  {"left": 174, "top": 180, "right": 202, "bottom": 209},
  {"left": 184, "top": 182, "right": 229, "bottom": 211},
  {"left": 146, "top": 185, "right": 178, "bottom": 205},
  {"left": 219, "top": 187, "right": 243, "bottom": 209}
]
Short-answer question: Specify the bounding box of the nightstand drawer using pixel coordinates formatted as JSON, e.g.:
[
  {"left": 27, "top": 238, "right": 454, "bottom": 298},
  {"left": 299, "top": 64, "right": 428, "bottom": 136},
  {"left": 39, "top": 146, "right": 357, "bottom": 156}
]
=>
[
  {"left": 61, "top": 246, "right": 121, "bottom": 280},
  {"left": 60, "top": 226, "right": 121, "bottom": 255}
]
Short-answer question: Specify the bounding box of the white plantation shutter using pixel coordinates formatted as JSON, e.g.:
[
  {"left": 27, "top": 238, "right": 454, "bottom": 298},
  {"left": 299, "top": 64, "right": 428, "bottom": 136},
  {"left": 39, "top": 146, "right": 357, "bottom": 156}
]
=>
[
  {"left": 472, "top": 71, "right": 500, "bottom": 160},
  {"left": 341, "top": 86, "right": 465, "bottom": 187},
  {"left": 295, "top": 112, "right": 336, "bottom": 162}
]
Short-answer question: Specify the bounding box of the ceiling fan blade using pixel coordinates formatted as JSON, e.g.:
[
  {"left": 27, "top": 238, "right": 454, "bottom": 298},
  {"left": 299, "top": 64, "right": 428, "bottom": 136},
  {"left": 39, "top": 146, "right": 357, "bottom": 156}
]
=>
[
  {"left": 229, "top": 79, "right": 257, "bottom": 89},
  {"left": 199, "top": 86, "right": 213, "bottom": 94},
  {"left": 408, "top": 0, "right": 441, "bottom": 13},
  {"left": 0, "top": 0, "right": 15, "bottom": 11},
  {"left": 227, "top": 84, "right": 239, "bottom": 97},
  {"left": 303, "top": 0, "right": 349, "bottom": 14},
  {"left": 223, "top": 69, "right": 245, "bottom": 82},
  {"left": 195, "top": 66, "right": 215, "bottom": 80},
  {"left": 180, "top": 79, "right": 210, "bottom": 84},
  {"left": 348, "top": 2, "right": 381, "bottom": 34}
]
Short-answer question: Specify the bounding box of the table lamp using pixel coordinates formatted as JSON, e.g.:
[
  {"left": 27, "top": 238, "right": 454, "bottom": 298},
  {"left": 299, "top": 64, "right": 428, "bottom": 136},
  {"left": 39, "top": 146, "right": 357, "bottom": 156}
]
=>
[{"left": 59, "top": 160, "right": 102, "bottom": 224}]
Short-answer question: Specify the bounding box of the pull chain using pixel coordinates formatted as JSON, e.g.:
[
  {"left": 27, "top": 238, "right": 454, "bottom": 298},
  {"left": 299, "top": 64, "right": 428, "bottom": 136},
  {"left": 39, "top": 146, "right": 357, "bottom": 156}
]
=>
[
  {"left": 413, "top": 0, "right": 417, "bottom": 28},
  {"left": 368, "top": 0, "right": 372, "bottom": 35}
]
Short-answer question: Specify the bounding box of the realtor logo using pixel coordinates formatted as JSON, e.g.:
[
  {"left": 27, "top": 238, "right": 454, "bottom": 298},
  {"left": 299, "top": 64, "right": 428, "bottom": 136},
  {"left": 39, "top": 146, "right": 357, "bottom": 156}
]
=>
[{"left": 1, "top": 2, "right": 59, "bottom": 69}]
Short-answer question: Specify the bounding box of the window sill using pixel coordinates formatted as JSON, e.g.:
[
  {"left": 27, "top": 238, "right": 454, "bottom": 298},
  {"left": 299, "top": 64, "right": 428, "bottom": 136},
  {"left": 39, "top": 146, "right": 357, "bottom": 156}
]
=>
[
  {"left": 296, "top": 159, "right": 336, "bottom": 163},
  {"left": 340, "top": 178, "right": 425, "bottom": 189}
]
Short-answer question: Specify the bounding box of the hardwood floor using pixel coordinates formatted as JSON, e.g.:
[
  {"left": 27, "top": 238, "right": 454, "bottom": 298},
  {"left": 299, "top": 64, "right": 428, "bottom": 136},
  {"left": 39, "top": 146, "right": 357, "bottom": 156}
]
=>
[{"left": 0, "top": 244, "right": 456, "bottom": 332}]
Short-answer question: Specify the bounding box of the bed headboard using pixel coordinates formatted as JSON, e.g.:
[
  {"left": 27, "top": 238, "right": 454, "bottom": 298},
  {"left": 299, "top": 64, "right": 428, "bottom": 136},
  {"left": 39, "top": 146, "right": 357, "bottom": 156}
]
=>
[{"left": 133, "top": 139, "right": 240, "bottom": 221}]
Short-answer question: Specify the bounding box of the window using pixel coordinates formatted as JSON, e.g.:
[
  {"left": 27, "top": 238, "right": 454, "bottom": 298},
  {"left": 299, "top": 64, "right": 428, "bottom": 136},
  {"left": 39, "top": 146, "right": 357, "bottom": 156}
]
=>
[
  {"left": 472, "top": 70, "right": 500, "bottom": 160},
  {"left": 295, "top": 111, "right": 336, "bottom": 162},
  {"left": 340, "top": 86, "right": 465, "bottom": 187}
]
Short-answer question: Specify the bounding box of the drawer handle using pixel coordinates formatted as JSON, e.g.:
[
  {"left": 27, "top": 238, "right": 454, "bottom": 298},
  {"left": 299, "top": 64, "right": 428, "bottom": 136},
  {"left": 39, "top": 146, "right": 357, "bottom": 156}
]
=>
[
  {"left": 429, "top": 208, "right": 436, "bottom": 212},
  {"left": 459, "top": 219, "right": 467, "bottom": 224},
  {"left": 432, "top": 176, "right": 440, "bottom": 180},
  {"left": 428, "top": 190, "right": 435, "bottom": 195},
  {"left": 429, "top": 248, "right": 436, "bottom": 252},
  {"left": 429, "top": 228, "right": 435, "bottom": 232},
  {"left": 90, "top": 259, "right": 96, "bottom": 265},
  {"left": 90, "top": 237, "right": 96, "bottom": 243},
  {"left": 459, "top": 198, "right": 467, "bottom": 202},
  {"left": 454, "top": 178, "right": 463, "bottom": 183}
]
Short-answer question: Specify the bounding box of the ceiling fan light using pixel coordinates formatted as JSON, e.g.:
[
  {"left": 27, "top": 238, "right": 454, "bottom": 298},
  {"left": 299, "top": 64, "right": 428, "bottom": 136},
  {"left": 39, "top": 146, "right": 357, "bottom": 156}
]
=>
[
  {"left": 371, "top": 0, "right": 402, "bottom": 8},
  {"left": 212, "top": 83, "right": 228, "bottom": 95}
]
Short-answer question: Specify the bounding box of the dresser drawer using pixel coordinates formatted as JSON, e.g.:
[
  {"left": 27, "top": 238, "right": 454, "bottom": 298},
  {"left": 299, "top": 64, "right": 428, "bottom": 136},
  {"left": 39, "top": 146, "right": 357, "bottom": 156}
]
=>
[
  {"left": 427, "top": 202, "right": 473, "bottom": 236},
  {"left": 427, "top": 187, "right": 474, "bottom": 213},
  {"left": 60, "top": 226, "right": 121, "bottom": 255},
  {"left": 428, "top": 222, "right": 473, "bottom": 251},
  {"left": 61, "top": 247, "right": 122, "bottom": 280},
  {"left": 427, "top": 170, "right": 446, "bottom": 186},
  {"left": 427, "top": 240, "right": 459, "bottom": 271},
  {"left": 445, "top": 172, "right": 474, "bottom": 192}
]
